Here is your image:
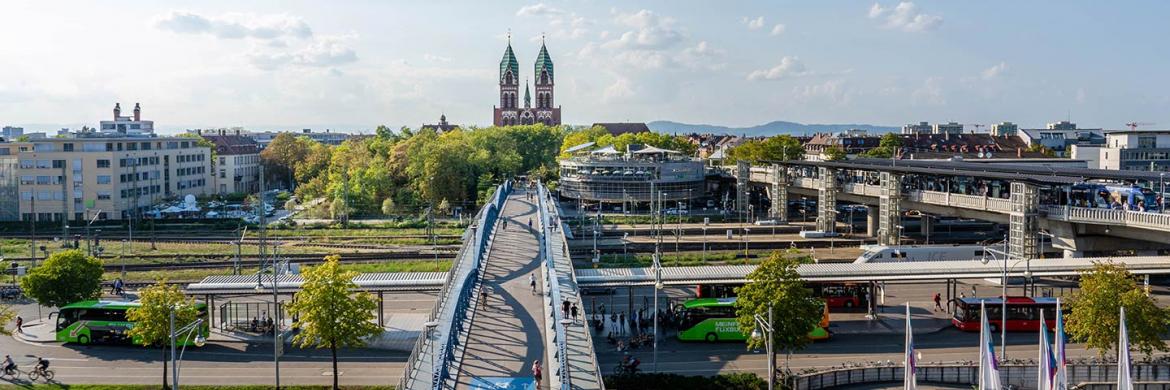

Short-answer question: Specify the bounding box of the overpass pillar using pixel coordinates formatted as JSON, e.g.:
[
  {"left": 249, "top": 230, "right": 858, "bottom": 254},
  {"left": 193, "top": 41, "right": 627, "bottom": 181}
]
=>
[
  {"left": 736, "top": 161, "right": 749, "bottom": 219},
  {"left": 816, "top": 167, "right": 837, "bottom": 234},
  {"left": 877, "top": 172, "right": 902, "bottom": 246},
  {"left": 769, "top": 164, "right": 788, "bottom": 223},
  {"left": 866, "top": 205, "right": 879, "bottom": 237},
  {"left": 1009, "top": 182, "right": 1039, "bottom": 261}
]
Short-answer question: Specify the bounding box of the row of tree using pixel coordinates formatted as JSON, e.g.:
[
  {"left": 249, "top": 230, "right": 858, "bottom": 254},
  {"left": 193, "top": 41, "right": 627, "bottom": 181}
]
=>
[{"left": 261, "top": 125, "right": 564, "bottom": 216}]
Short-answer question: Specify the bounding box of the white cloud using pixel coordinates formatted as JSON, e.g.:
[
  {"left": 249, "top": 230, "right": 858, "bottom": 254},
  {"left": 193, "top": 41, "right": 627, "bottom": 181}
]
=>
[
  {"left": 603, "top": 77, "right": 634, "bottom": 102},
  {"left": 911, "top": 77, "right": 946, "bottom": 105},
  {"left": 678, "top": 41, "right": 726, "bottom": 70},
  {"left": 603, "top": 9, "right": 683, "bottom": 50},
  {"left": 742, "top": 16, "right": 765, "bottom": 30},
  {"left": 248, "top": 35, "right": 358, "bottom": 70},
  {"left": 770, "top": 24, "right": 787, "bottom": 36},
  {"left": 423, "top": 53, "right": 451, "bottom": 63},
  {"left": 747, "top": 56, "right": 810, "bottom": 80},
  {"left": 981, "top": 61, "right": 1008, "bottom": 80},
  {"left": 793, "top": 79, "right": 851, "bottom": 105},
  {"left": 867, "top": 2, "right": 942, "bottom": 32},
  {"left": 516, "top": 3, "right": 565, "bottom": 17},
  {"left": 154, "top": 11, "right": 312, "bottom": 40}
]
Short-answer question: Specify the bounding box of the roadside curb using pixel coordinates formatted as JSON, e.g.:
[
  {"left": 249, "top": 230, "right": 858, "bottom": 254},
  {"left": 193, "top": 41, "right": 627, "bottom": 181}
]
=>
[{"left": 13, "top": 322, "right": 58, "bottom": 344}]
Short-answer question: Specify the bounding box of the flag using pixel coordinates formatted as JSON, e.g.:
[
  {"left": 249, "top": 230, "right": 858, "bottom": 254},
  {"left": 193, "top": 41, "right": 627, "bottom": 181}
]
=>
[
  {"left": 904, "top": 302, "right": 917, "bottom": 390},
  {"left": 1118, "top": 306, "right": 1134, "bottom": 390},
  {"left": 979, "top": 301, "right": 1002, "bottom": 390},
  {"left": 1038, "top": 310, "right": 1055, "bottom": 390},
  {"left": 1053, "top": 299, "right": 1068, "bottom": 390}
]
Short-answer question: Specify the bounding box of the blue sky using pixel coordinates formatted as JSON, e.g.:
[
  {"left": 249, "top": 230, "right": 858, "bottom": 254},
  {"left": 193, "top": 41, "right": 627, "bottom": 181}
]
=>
[{"left": 2, "top": 1, "right": 1169, "bottom": 133}]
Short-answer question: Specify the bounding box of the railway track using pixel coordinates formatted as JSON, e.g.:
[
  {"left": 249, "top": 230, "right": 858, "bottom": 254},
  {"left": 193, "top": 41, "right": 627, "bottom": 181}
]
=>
[{"left": 3, "top": 248, "right": 457, "bottom": 263}]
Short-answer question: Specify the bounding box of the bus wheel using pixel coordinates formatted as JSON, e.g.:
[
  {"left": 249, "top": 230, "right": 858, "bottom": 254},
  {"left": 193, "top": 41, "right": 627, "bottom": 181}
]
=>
[
  {"left": 78, "top": 335, "right": 90, "bottom": 345},
  {"left": 705, "top": 333, "right": 718, "bottom": 342}
]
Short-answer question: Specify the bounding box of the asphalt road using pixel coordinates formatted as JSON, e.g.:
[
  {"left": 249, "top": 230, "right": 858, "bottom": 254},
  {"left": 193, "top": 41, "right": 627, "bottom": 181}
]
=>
[{"left": 0, "top": 292, "right": 439, "bottom": 386}]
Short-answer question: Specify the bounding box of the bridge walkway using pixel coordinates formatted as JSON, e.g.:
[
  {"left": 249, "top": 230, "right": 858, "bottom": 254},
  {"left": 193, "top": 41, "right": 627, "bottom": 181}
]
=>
[
  {"left": 543, "top": 189, "right": 606, "bottom": 389},
  {"left": 455, "top": 190, "right": 548, "bottom": 389}
]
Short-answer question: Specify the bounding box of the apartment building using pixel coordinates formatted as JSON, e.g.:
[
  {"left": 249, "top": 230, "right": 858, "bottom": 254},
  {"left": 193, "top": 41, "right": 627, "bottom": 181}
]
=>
[
  {"left": 0, "top": 103, "right": 212, "bottom": 222},
  {"left": 199, "top": 131, "right": 261, "bottom": 194}
]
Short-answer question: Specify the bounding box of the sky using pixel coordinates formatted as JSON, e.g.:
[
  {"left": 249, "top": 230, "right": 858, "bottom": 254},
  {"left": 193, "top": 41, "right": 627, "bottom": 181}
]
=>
[{"left": 3, "top": 1, "right": 1170, "bottom": 134}]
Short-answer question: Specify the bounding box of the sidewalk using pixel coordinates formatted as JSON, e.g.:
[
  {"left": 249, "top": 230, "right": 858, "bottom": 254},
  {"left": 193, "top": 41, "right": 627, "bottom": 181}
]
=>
[{"left": 830, "top": 304, "right": 954, "bottom": 335}]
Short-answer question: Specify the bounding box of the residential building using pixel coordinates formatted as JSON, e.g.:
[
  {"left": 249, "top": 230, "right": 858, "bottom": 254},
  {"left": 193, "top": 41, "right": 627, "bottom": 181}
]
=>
[
  {"left": 200, "top": 131, "right": 261, "bottom": 195},
  {"left": 901, "top": 122, "right": 932, "bottom": 135},
  {"left": 1, "top": 126, "right": 23, "bottom": 139},
  {"left": 932, "top": 122, "right": 964, "bottom": 135},
  {"left": 0, "top": 103, "right": 212, "bottom": 222},
  {"left": 1091, "top": 130, "right": 1170, "bottom": 171},
  {"left": 804, "top": 132, "right": 880, "bottom": 160},
  {"left": 422, "top": 114, "right": 458, "bottom": 133},
  {"left": 1018, "top": 121, "right": 1104, "bottom": 157},
  {"left": 990, "top": 122, "right": 1018, "bottom": 137},
  {"left": 200, "top": 129, "right": 354, "bottom": 149},
  {"left": 494, "top": 37, "right": 561, "bottom": 126}
]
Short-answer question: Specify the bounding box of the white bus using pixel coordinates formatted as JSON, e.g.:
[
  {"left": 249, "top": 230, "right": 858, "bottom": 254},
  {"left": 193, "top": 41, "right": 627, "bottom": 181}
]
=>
[{"left": 854, "top": 244, "right": 989, "bottom": 263}]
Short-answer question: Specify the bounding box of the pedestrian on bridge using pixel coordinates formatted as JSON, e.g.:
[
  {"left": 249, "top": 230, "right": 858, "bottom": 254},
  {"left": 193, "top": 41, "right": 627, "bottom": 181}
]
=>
[
  {"left": 932, "top": 292, "right": 942, "bottom": 312},
  {"left": 570, "top": 303, "right": 579, "bottom": 323},
  {"left": 531, "top": 360, "right": 543, "bottom": 383},
  {"left": 529, "top": 273, "right": 537, "bottom": 295},
  {"left": 562, "top": 299, "right": 571, "bottom": 317}
]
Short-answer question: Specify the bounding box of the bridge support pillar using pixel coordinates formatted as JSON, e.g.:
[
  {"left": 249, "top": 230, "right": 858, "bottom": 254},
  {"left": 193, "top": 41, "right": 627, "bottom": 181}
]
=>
[
  {"left": 816, "top": 167, "right": 837, "bottom": 234},
  {"left": 769, "top": 164, "right": 788, "bottom": 223},
  {"left": 877, "top": 172, "right": 903, "bottom": 246},
  {"left": 1009, "top": 182, "right": 1039, "bottom": 261},
  {"left": 866, "top": 206, "right": 879, "bottom": 237},
  {"left": 736, "top": 161, "right": 749, "bottom": 220}
]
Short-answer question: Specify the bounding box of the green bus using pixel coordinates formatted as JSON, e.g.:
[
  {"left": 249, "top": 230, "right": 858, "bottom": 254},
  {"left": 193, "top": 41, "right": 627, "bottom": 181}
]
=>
[
  {"left": 675, "top": 298, "right": 830, "bottom": 342},
  {"left": 55, "top": 300, "right": 209, "bottom": 345}
]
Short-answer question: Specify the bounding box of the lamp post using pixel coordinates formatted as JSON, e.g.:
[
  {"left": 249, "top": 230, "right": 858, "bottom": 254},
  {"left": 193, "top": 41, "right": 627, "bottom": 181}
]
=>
[
  {"left": 751, "top": 303, "right": 775, "bottom": 390},
  {"left": 652, "top": 252, "right": 663, "bottom": 372},
  {"left": 84, "top": 209, "right": 101, "bottom": 256},
  {"left": 981, "top": 242, "right": 1032, "bottom": 362},
  {"left": 120, "top": 239, "right": 127, "bottom": 278},
  {"left": 622, "top": 233, "right": 629, "bottom": 259},
  {"left": 423, "top": 320, "right": 439, "bottom": 388},
  {"left": 170, "top": 306, "right": 208, "bottom": 390},
  {"left": 701, "top": 226, "right": 708, "bottom": 262},
  {"left": 255, "top": 264, "right": 281, "bottom": 388},
  {"left": 743, "top": 227, "right": 750, "bottom": 259}
]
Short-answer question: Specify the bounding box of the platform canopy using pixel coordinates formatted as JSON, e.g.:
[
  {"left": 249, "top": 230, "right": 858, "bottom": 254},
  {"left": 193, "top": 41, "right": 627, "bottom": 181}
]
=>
[
  {"left": 590, "top": 145, "right": 621, "bottom": 155},
  {"left": 564, "top": 141, "right": 596, "bottom": 154},
  {"left": 632, "top": 145, "right": 680, "bottom": 154}
]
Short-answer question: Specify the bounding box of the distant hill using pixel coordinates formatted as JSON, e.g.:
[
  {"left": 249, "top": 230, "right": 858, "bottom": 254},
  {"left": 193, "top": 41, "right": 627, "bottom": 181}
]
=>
[{"left": 647, "top": 120, "right": 899, "bottom": 137}]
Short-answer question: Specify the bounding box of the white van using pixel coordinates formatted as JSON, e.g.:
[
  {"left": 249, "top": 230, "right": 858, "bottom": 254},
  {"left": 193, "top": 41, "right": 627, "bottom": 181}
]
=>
[{"left": 853, "top": 244, "right": 989, "bottom": 263}]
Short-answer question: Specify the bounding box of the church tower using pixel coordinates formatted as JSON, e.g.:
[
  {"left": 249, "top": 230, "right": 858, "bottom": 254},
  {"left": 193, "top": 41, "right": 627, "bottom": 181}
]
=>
[{"left": 493, "top": 35, "right": 560, "bottom": 126}]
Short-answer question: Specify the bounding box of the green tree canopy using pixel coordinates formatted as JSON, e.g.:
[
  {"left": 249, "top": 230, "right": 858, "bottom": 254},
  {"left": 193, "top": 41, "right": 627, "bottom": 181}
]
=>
[
  {"left": 734, "top": 251, "right": 822, "bottom": 355},
  {"left": 20, "top": 250, "right": 103, "bottom": 308},
  {"left": 726, "top": 135, "right": 804, "bottom": 164},
  {"left": 287, "top": 255, "right": 381, "bottom": 390},
  {"left": 558, "top": 127, "right": 696, "bottom": 157},
  {"left": 860, "top": 133, "right": 904, "bottom": 158},
  {"left": 1067, "top": 262, "right": 1170, "bottom": 357},
  {"left": 821, "top": 145, "right": 847, "bottom": 161},
  {"left": 126, "top": 281, "right": 199, "bottom": 389}
]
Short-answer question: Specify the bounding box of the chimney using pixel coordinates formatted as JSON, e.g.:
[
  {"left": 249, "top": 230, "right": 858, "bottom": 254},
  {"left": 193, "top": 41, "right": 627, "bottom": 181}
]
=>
[
  {"left": 133, "top": 103, "right": 141, "bottom": 121},
  {"left": 113, "top": 103, "right": 121, "bottom": 119},
  {"left": 235, "top": 129, "right": 240, "bottom": 136}
]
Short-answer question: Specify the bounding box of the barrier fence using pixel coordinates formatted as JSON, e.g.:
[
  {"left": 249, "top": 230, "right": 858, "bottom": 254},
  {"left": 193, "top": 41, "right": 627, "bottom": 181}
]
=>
[
  {"left": 398, "top": 180, "right": 511, "bottom": 390},
  {"left": 793, "top": 363, "right": 1170, "bottom": 390},
  {"left": 537, "top": 181, "right": 572, "bottom": 390}
]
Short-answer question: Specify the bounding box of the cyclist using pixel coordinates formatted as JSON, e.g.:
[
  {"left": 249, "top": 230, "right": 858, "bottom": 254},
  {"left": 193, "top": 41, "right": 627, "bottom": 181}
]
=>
[
  {"left": 2, "top": 355, "right": 14, "bottom": 375},
  {"left": 34, "top": 357, "right": 48, "bottom": 376}
]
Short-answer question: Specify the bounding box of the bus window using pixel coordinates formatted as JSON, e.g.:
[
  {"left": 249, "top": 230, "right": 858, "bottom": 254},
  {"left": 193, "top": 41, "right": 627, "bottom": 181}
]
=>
[{"left": 56, "top": 308, "right": 81, "bottom": 332}]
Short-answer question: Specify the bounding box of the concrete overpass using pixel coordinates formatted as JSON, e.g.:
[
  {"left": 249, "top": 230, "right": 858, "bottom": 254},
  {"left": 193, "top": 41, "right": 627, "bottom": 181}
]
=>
[{"left": 727, "top": 158, "right": 1170, "bottom": 259}]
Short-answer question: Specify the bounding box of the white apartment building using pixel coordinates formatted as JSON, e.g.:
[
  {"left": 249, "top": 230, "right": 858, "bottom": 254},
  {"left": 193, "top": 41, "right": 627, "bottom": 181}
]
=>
[
  {"left": 990, "top": 122, "right": 1018, "bottom": 137},
  {"left": 0, "top": 103, "right": 212, "bottom": 222},
  {"left": 1092, "top": 130, "right": 1170, "bottom": 171},
  {"left": 932, "top": 122, "right": 964, "bottom": 135},
  {"left": 199, "top": 130, "right": 261, "bottom": 194},
  {"left": 902, "top": 122, "right": 932, "bottom": 135}
]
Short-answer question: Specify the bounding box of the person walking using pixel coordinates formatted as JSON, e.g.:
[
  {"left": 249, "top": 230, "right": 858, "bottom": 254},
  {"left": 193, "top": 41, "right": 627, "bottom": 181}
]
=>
[
  {"left": 529, "top": 273, "right": 537, "bottom": 295},
  {"left": 562, "top": 299, "right": 570, "bottom": 318},
  {"left": 932, "top": 292, "right": 943, "bottom": 312},
  {"left": 531, "top": 360, "right": 543, "bottom": 383},
  {"left": 970, "top": 284, "right": 977, "bottom": 297},
  {"left": 14, "top": 316, "right": 22, "bottom": 334},
  {"left": 618, "top": 311, "right": 626, "bottom": 336},
  {"left": 570, "top": 303, "right": 579, "bottom": 323}
]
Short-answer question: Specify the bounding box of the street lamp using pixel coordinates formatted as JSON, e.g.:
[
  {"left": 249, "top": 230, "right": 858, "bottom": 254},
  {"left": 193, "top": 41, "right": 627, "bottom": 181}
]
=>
[
  {"left": 170, "top": 306, "right": 207, "bottom": 390},
  {"left": 701, "top": 226, "right": 708, "bottom": 262},
  {"left": 981, "top": 243, "right": 1032, "bottom": 362},
  {"left": 423, "top": 320, "right": 440, "bottom": 388},
  {"left": 652, "top": 252, "right": 664, "bottom": 372},
  {"left": 743, "top": 227, "right": 750, "bottom": 259},
  {"left": 750, "top": 303, "right": 776, "bottom": 390}
]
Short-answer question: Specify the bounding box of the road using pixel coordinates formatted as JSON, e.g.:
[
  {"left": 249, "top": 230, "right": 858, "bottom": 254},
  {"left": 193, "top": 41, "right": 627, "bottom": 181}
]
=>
[{"left": 0, "top": 292, "right": 439, "bottom": 386}]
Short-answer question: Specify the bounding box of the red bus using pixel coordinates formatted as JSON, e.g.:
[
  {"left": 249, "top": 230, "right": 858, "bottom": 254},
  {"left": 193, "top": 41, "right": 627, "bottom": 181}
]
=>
[
  {"left": 952, "top": 296, "right": 1060, "bottom": 332},
  {"left": 696, "top": 283, "right": 868, "bottom": 309}
]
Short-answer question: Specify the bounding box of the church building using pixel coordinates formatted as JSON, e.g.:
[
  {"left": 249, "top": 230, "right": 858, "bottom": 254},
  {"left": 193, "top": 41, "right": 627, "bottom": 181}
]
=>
[{"left": 493, "top": 37, "right": 561, "bottom": 126}]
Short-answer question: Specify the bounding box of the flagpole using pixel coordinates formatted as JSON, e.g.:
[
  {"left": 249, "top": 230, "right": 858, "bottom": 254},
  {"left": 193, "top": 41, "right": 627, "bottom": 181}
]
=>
[
  {"left": 979, "top": 301, "right": 986, "bottom": 390},
  {"left": 904, "top": 302, "right": 915, "bottom": 390},
  {"left": 1119, "top": 306, "right": 1133, "bottom": 390},
  {"left": 1038, "top": 310, "right": 1050, "bottom": 390},
  {"left": 1054, "top": 299, "right": 1067, "bottom": 390}
]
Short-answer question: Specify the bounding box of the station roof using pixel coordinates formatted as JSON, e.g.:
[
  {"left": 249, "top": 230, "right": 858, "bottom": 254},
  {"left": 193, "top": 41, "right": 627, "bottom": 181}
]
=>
[
  {"left": 184, "top": 272, "right": 447, "bottom": 295},
  {"left": 769, "top": 158, "right": 1165, "bottom": 185},
  {"left": 564, "top": 142, "right": 595, "bottom": 154},
  {"left": 574, "top": 256, "right": 1170, "bottom": 286}
]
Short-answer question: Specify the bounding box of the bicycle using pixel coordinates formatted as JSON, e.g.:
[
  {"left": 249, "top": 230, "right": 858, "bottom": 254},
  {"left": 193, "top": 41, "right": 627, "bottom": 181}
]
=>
[
  {"left": 0, "top": 366, "right": 20, "bottom": 381},
  {"left": 27, "top": 367, "right": 53, "bottom": 382},
  {"left": 612, "top": 363, "right": 639, "bottom": 376}
]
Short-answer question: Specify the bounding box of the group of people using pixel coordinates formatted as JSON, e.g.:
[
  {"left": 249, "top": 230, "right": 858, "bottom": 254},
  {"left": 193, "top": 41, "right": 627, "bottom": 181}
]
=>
[
  {"left": 249, "top": 316, "right": 276, "bottom": 335},
  {"left": 109, "top": 278, "right": 125, "bottom": 296},
  {"left": 2, "top": 355, "right": 49, "bottom": 377}
]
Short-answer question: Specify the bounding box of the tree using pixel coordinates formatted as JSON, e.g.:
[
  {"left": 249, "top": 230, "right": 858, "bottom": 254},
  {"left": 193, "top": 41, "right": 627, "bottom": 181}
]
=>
[
  {"left": 860, "top": 133, "right": 904, "bottom": 158},
  {"left": 330, "top": 197, "right": 350, "bottom": 222},
  {"left": 727, "top": 135, "right": 804, "bottom": 164},
  {"left": 286, "top": 256, "right": 381, "bottom": 390},
  {"left": 437, "top": 199, "right": 451, "bottom": 214},
  {"left": 126, "top": 281, "right": 199, "bottom": 390},
  {"left": 1067, "top": 262, "right": 1170, "bottom": 357},
  {"left": 380, "top": 197, "right": 395, "bottom": 216},
  {"left": 261, "top": 133, "right": 314, "bottom": 189},
  {"left": 821, "top": 145, "right": 847, "bottom": 161},
  {"left": 20, "top": 250, "right": 103, "bottom": 308},
  {"left": 734, "top": 251, "right": 822, "bottom": 376}
]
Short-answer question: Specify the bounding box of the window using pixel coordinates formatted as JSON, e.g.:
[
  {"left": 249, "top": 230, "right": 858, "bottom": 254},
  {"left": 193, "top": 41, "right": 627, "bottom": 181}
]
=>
[
  {"left": 96, "top": 175, "right": 111, "bottom": 184},
  {"left": 19, "top": 176, "right": 34, "bottom": 185},
  {"left": 1139, "top": 136, "right": 1157, "bottom": 149},
  {"left": 19, "top": 160, "right": 33, "bottom": 169},
  {"left": 96, "top": 159, "right": 110, "bottom": 168},
  {"left": 36, "top": 160, "right": 51, "bottom": 168},
  {"left": 62, "top": 143, "right": 74, "bottom": 152},
  {"left": 97, "top": 191, "right": 111, "bottom": 200},
  {"left": 33, "top": 143, "right": 54, "bottom": 152},
  {"left": 53, "top": 160, "right": 65, "bottom": 169}
]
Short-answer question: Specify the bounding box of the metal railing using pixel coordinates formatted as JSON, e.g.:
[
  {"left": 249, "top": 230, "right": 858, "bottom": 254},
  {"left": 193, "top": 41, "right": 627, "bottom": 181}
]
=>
[
  {"left": 792, "top": 362, "right": 1170, "bottom": 390},
  {"left": 537, "top": 181, "right": 572, "bottom": 390},
  {"left": 1044, "top": 205, "right": 1170, "bottom": 232},
  {"left": 398, "top": 180, "right": 511, "bottom": 390}
]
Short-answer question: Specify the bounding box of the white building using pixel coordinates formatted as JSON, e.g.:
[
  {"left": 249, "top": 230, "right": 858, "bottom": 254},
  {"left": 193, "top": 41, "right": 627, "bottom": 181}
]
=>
[
  {"left": 990, "top": 122, "right": 1018, "bottom": 137},
  {"left": 1092, "top": 130, "right": 1170, "bottom": 171},
  {"left": 902, "top": 122, "right": 932, "bottom": 135},
  {"left": 199, "top": 130, "right": 262, "bottom": 195},
  {"left": 932, "top": 122, "right": 964, "bottom": 135}
]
